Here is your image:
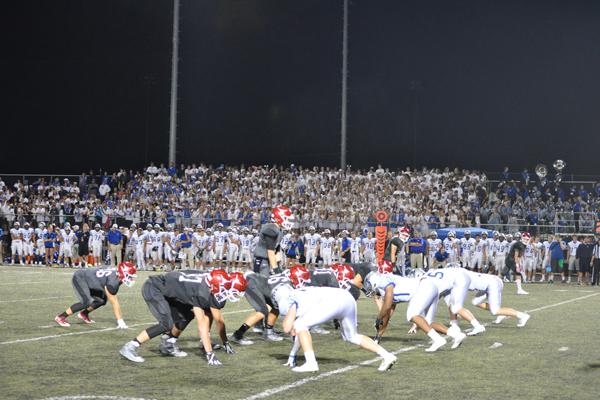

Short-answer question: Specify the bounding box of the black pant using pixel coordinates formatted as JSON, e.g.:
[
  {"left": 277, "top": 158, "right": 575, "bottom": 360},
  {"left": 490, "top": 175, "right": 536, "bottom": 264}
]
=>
[{"left": 592, "top": 260, "right": 600, "bottom": 285}]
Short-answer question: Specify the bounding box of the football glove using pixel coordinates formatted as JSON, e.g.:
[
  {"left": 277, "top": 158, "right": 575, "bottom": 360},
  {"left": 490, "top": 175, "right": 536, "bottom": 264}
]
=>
[
  {"left": 283, "top": 355, "right": 296, "bottom": 367},
  {"left": 374, "top": 318, "right": 384, "bottom": 331},
  {"left": 223, "top": 341, "right": 236, "bottom": 354},
  {"left": 206, "top": 351, "right": 222, "bottom": 366},
  {"left": 116, "top": 319, "right": 128, "bottom": 329},
  {"left": 333, "top": 319, "right": 340, "bottom": 330}
]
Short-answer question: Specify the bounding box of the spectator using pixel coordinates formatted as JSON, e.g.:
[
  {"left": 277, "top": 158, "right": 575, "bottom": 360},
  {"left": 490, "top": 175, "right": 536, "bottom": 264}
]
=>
[
  {"left": 407, "top": 231, "right": 426, "bottom": 269},
  {"left": 576, "top": 236, "right": 594, "bottom": 285}
]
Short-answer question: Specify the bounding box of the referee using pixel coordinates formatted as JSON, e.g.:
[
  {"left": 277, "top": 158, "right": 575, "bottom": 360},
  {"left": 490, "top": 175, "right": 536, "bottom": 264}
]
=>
[{"left": 591, "top": 237, "right": 600, "bottom": 286}]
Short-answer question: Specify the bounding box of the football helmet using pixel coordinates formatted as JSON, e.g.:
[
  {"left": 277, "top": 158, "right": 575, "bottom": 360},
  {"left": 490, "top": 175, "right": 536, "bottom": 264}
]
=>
[
  {"left": 332, "top": 264, "right": 355, "bottom": 290},
  {"left": 430, "top": 230, "right": 437, "bottom": 237},
  {"left": 448, "top": 231, "right": 456, "bottom": 238},
  {"left": 362, "top": 272, "right": 377, "bottom": 297},
  {"left": 227, "top": 272, "right": 247, "bottom": 302},
  {"left": 288, "top": 265, "right": 311, "bottom": 288},
  {"left": 377, "top": 259, "right": 394, "bottom": 274},
  {"left": 464, "top": 230, "right": 471, "bottom": 236},
  {"left": 398, "top": 227, "right": 411, "bottom": 243},
  {"left": 482, "top": 231, "right": 488, "bottom": 237},
  {"left": 117, "top": 261, "right": 137, "bottom": 288},
  {"left": 513, "top": 232, "right": 521, "bottom": 241},
  {"left": 271, "top": 205, "right": 294, "bottom": 230},
  {"left": 521, "top": 232, "right": 531, "bottom": 245},
  {"left": 206, "top": 269, "right": 231, "bottom": 303}
]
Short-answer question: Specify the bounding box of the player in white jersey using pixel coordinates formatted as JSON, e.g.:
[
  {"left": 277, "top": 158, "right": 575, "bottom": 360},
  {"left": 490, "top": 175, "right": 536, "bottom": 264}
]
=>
[
  {"left": 213, "top": 224, "right": 227, "bottom": 262},
  {"left": 491, "top": 234, "right": 509, "bottom": 275},
  {"left": 460, "top": 230, "right": 476, "bottom": 269},
  {"left": 566, "top": 235, "right": 580, "bottom": 284},
  {"left": 152, "top": 224, "right": 164, "bottom": 269},
  {"left": 466, "top": 271, "right": 531, "bottom": 327},
  {"left": 190, "top": 226, "right": 205, "bottom": 268},
  {"left": 60, "top": 226, "right": 76, "bottom": 267},
  {"left": 522, "top": 237, "right": 538, "bottom": 283},
  {"left": 471, "top": 234, "right": 487, "bottom": 272},
  {"left": 349, "top": 232, "right": 362, "bottom": 263},
  {"left": 10, "top": 222, "right": 24, "bottom": 264},
  {"left": 426, "top": 265, "right": 486, "bottom": 335},
  {"left": 276, "top": 286, "right": 397, "bottom": 373},
  {"left": 143, "top": 225, "right": 157, "bottom": 269},
  {"left": 319, "top": 229, "right": 335, "bottom": 267},
  {"left": 426, "top": 231, "right": 442, "bottom": 269},
  {"left": 250, "top": 229, "right": 259, "bottom": 254},
  {"left": 20, "top": 222, "right": 35, "bottom": 264},
  {"left": 483, "top": 231, "right": 494, "bottom": 269},
  {"left": 443, "top": 231, "right": 459, "bottom": 263},
  {"left": 362, "top": 231, "right": 376, "bottom": 263},
  {"left": 539, "top": 236, "right": 552, "bottom": 282},
  {"left": 88, "top": 224, "right": 105, "bottom": 266},
  {"left": 279, "top": 231, "right": 291, "bottom": 268},
  {"left": 130, "top": 226, "right": 147, "bottom": 270},
  {"left": 35, "top": 235, "right": 45, "bottom": 265},
  {"left": 226, "top": 229, "right": 240, "bottom": 271},
  {"left": 238, "top": 228, "right": 254, "bottom": 269},
  {"left": 203, "top": 228, "right": 215, "bottom": 265},
  {"left": 162, "top": 225, "right": 176, "bottom": 268},
  {"left": 364, "top": 266, "right": 466, "bottom": 352},
  {"left": 303, "top": 226, "right": 320, "bottom": 268}
]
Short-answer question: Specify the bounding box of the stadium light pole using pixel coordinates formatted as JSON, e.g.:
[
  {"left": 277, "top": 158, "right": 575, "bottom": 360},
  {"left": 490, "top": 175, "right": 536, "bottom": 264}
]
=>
[
  {"left": 340, "top": 0, "right": 349, "bottom": 169},
  {"left": 168, "top": 0, "right": 180, "bottom": 166}
]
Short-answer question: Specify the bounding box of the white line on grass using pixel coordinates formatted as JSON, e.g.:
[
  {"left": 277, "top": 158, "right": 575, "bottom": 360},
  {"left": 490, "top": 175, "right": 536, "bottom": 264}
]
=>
[
  {"left": 36, "top": 396, "right": 158, "bottom": 400},
  {"left": 239, "top": 291, "right": 600, "bottom": 400},
  {"left": 0, "top": 281, "right": 52, "bottom": 285},
  {"left": 0, "top": 296, "right": 71, "bottom": 304},
  {"left": 0, "top": 308, "right": 252, "bottom": 345}
]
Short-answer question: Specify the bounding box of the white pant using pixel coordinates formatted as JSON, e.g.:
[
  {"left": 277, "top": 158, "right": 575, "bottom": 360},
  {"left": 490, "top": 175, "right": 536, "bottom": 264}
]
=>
[
  {"left": 442, "top": 273, "right": 471, "bottom": 314},
  {"left": 239, "top": 248, "right": 252, "bottom": 263},
  {"left": 181, "top": 247, "right": 194, "bottom": 268},
  {"left": 62, "top": 245, "right": 73, "bottom": 258},
  {"left": 363, "top": 251, "right": 375, "bottom": 263},
  {"left": 306, "top": 248, "right": 318, "bottom": 264},
  {"left": 164, "top": 245, "right": 175, "bottom": 262},
  {"left": 214, "top": 245, "right": 225, "bottom": 260},
  {"left": 461, "top": 253, "right": 472, "bottom": 268},
  {"left": 293, "top": 288, "right": 361, "bottom": 345},
  {"left": 523, "top": 257, "right": 535, "bottom": 272},
  {"left": 568, "top": 256, "right": 578, "bottom": 272},
  {"left": 227, "top": 244, "right": 239, "bottom": 262},
  {"left": 494, "top": 255, "right": 506, "bottom": 271},
  {"left": 321, "top": 250, "right": 332, "bottom": 266},
  {"left": 91, "top": 242, "right": 102, "bottom": 258},
  {"left": 351, "top": 251, "right": 360, "bottom": 263},
  {"left": 406, "top": 279, "right": 439, "bottom": 324},
  {"left": 203, "top": 248, "right": 213, "bottom": 263},
  {"left": 135, "top": 247, "right": 146, "bottom": 270},
  {"left": 471, "top": 253, "right": 484, "bottom": 270},
  {"left": 22, "top": 242, "right": 34, "bottom": 256},
  {"left": 11, "top": 240, "right": 23, "bottom": 256},
  {"left": 151, "top": 244, "right": 162, "bottom": 262},
  {"left": 472, "top": 276, "right": 503, "bottom": 315}
]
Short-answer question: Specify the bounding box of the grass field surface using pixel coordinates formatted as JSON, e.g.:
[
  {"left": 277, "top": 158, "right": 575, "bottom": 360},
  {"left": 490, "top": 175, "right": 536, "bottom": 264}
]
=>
[{"left": 1, "top": 265, "right": 599, "bottom": 400}]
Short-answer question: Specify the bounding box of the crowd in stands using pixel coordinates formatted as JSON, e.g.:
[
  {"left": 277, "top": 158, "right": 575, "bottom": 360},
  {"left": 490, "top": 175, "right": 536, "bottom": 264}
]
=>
[{"left": 0, "top": 163, "right": 599, "bottom": 238}]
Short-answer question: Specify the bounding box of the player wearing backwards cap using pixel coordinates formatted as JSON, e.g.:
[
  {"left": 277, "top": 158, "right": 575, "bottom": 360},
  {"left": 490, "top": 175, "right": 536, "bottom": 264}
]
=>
[{"left": 54, "top": 261, "right": 136, "bottom": 328}]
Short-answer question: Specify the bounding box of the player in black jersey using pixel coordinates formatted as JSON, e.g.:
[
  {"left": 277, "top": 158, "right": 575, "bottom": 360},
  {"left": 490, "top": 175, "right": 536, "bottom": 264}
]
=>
[
  {"left": 230, "top": 272, "right": 292, "bottom": 345},
  {"left": 381, "top": 226, "right": 411, "bottom": 274},
  {"left": 506, "top": 232, "right": 529, "bottom": 295},
  {"left": 54, "top": 262, "right": 136, "bottom": 328},
  {"left": 119, "top": 269, "right": 243, "bottom": 366}
]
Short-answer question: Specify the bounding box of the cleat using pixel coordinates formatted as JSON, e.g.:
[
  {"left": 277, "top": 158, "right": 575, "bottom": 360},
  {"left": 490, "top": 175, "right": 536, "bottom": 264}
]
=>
[
  {"left": 493, "top": 315, "right": 507, "bottom": 324},
  {"left": 283, "top": 356, "right": 297, "bottom": 367},
  {"left": 292, "top": 362, "right": 319, "bottom": 373},
  {"left": 310, "top": 326, "right": 330, "bottom": 335},
  {"left": 159, "top": 335, "right": 188, "bottom": 357},
  {"left": 517, "top": 313, "right": 531, "bottom": 328},
  {"left": 425, "top": 337, "right": 447, "bottom": 352},
  {"left": 54, "top": 315, "right": 71, "bottom": 327},
  {"left": 263, "top": 330, "right": 284, "bottom": 342},
  {"left": 517, "top": 289, "right": 529, "bottom": 295},
  {"left": 229, "top": 335, "right": 254, "bottom": 346},
  {"left": 467, "top": 325, "right": 486, "bottom": 336},
  {"left": 252, "top": 326, "right": 264, "bottom": 334},
  {"left": 378, "top": 354, "right": 397, "bottom": 371},
  {"left": 77, "top": 311, "right": 95, "bottom": 324},
  {"left": 119, "top": 341, "right": 145, "bottom": 363},
  {"left": 451, "top": 332, "right": 467, "bottom": 349}
]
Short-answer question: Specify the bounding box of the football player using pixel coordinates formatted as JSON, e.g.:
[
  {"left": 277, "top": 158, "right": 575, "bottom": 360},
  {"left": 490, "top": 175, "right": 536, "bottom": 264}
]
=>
[
  {"left": 89, "top": 224, "right": 105, "bottom": 267},
  {"left": 365, "top": 262, "right": 465, "bottom": 351},
  {"left": 130, "top": 225, "right": 147, "bottom": 271},
  {"left": 238, "top": 227, "right": 254, "bottom": 271},
  {"left": 21, "top": 222, "right": 35, "bottom": 265},
  {"left": 460, "top": 230, "right": 476, "bottom": 269},
  {"left": 277, "top": 285, "right": 397, "bottom": 372},
  {"left": 466, "top": 270, "right": 531, "bottom": 327},
  {"left": 54, "top": 262, "right": 136, "bottom": 328},
  {"left": 213, "top": 223, "right": 227, "bottom": 264},
  {"left": 491, "top": 233, "right": 509, "bottom": 275},
  {"left": 349, "top": 231, "right": 362, "bottom": 263},
  {"left": 120, "top": 269, "right": 242, "bottom": 365},
  {"left": 253, "top": 205, "right": 294, "bottom": 277},
  {"left": 443, "top": 231, "right": 459, "bottom": 263},
  {"left": 319, "top": 229, "right": 335, "bottom": 267},
  {"left": 303, "top": 226, "right": 320, "bottom": 268},
  {"left": 229, "top": 271, "right": 292, "bottom": 344},
  {"left": 471, "top": 234, "right": 486, "bottom": 272},
  {"left": 381, "top": 226, "right": 410, "bottom": 274},
  {"left": 426, "top": 231, "right": 442, "bottom": 269},
  {"left": 362, "top": 231, "right": 377, "bottom": 263},
  {"left": 506, "top": 232, "right": 528, "bottom": 294},
  {"left": 10, "top": 221, "right": 24, "bottom": 265}
]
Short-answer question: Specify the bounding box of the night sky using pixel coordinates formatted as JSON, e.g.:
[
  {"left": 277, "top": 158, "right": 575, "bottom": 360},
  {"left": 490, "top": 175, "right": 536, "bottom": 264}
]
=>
[{"left": 3, "top": 1, "right": 600, "bottom": 177}]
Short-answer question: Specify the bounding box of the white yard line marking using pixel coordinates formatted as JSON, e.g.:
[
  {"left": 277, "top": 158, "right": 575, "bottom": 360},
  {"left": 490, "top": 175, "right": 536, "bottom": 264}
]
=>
[
  {"left": 0, "top": 296, "right": 71, "bottom": 304},
  {"left": 0, "top": 281, "right": 52, "bottom": 285},
  {"left": 239, "top": 292, "right": 600, "bottom": 400},
  {"left": 36, "top": 396, "right": 158, "bottom": 400},
  {"left": 0, "top": 308, "right": 252, "bottom": 345}
]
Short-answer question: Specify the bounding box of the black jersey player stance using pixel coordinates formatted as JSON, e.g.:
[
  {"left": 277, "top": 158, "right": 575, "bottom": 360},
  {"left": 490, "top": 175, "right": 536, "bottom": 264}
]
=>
[
  {"left": 54, "top": 267, "right": 130, "bottom": 328},
  {"left": 230, "top": 272, "right": 291, "bottom": 344},
  {"left": 253, "top": 223, "right": 283, "bottom": 277},
  {"left": 120, "top": 270, "right": 232, "bottom": 365},
  {"left": 506, "top": 241, "right": 525, "bottom": 273}
]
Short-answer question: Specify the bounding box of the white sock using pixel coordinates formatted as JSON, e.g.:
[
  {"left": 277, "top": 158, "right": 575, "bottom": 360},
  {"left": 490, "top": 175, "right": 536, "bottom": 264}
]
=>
[
  {"left": 130, "top": 340, "right": 140, "bottom": 348},
  {"left": 516, "top": 281, "right": 523, "bottom": 291},
  {"left": 376, "top": 346, "right": 391, "bottom": 357},
  {"left": 427, "top": 330, "right": 444, "bottom": 341},
  {"left": 449, "top": 319, "right": 459, "bottom": 326},
  {"left": 304, "top": 351, "right": 316, "bottom": 364},
  {"left": 471, "top": 319, "right": 483, "bottom": 328},
  {"left": 516, "top": 312, "right": 527, "bottom": 319}
]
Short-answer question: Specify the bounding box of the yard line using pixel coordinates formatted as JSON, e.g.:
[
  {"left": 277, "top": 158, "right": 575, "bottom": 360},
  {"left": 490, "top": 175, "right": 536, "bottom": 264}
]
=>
[
  {"left": 239, "top": 291, "right": 600, "bottom": 400},
  {"left": 241, "top": 345, "right": 420, "bottom": 400},
  {"left": 0, "top": 308, "right": 252, "bottom": 345},
  {"left": 0, "top": 281, "right": 52, "bottom": 285},
  {"left": 0, "top": 296, "right": 71, "bottom": 304}
]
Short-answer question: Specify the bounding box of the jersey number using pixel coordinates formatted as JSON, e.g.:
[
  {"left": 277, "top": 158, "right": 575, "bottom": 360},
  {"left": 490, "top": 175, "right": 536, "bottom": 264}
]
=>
[{"left": 95, "top": 270, "right": 113, "bottom": 278}]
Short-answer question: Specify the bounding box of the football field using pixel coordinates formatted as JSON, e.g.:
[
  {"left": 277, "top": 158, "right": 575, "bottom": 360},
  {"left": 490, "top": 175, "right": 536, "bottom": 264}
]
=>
[{"left": 1, "top": 265, "right": 599, "bottom": 400}]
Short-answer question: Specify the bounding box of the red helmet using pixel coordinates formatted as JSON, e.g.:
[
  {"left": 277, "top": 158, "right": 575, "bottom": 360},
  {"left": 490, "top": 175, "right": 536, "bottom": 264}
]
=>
[
  {"left": 271, "top": 205, "right": 294, "bottom": 230},
  {"left": 377, "top": 259, "right": 394, "bottom": 274},
  {"left": 288, "top": 265, "right": 311, "bottom": 288},
  {"left": 117, "top": 261, "right": 137, "bottom": 287},
  {"left": 206, "top": 269, "right": 231, "bottom": 302},
  {"left": 227, "top": 272, "right": 248, "bottom": 302},
  {"left": 332, "top": 264, "right": 355, "bottom": 290},
  {"left": 521, "top": 231, "right": 531, "bottom": 245},
  {"left": 398, "top": 227, "right": 411, "bottom": 243}
]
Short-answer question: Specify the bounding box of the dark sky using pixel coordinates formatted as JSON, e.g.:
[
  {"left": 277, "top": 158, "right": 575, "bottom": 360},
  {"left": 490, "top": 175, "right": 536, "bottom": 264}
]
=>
[{"left": 3, "top": 1, "right": 600, "bottom": 177}]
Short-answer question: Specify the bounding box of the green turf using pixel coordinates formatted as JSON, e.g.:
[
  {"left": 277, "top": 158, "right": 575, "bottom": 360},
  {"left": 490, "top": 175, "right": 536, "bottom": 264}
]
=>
[{"left": 1, "top": 265, "right": 599, "bottom": 400}]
